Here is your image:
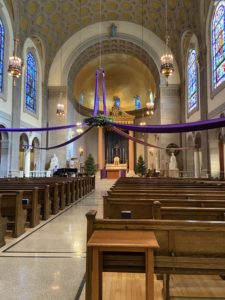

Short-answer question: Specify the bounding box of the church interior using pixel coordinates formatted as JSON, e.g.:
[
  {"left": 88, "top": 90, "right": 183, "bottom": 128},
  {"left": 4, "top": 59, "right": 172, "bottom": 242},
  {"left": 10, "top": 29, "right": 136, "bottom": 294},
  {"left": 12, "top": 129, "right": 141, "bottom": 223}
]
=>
[{"left": 1, "top": 0, "right": 225, "bottom": 299}]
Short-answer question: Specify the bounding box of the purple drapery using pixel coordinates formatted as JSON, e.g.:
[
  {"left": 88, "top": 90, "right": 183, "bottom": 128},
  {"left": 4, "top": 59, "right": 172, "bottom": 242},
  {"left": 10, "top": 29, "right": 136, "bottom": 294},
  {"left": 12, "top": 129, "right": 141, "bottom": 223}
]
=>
[
  {"left": 111, "top": 126, "right": 192, "bottom": 150},
  {"left": 93, "top": 68, "right": 107, "bottom": 116},
  {"left": 102, "top": 70, "right": 107, "bottom": 116},
  {"left": 93, "top": 70, "right": 99, "bottom": 117},
  {"left": 111, "top": 117, "right": 225, "bottom": 133},
  {"left": 0, "top": 122, "right": 87, "bottom": 132},
  {"left": 32, "top": 126, "right": 94, "bottom": 150}
]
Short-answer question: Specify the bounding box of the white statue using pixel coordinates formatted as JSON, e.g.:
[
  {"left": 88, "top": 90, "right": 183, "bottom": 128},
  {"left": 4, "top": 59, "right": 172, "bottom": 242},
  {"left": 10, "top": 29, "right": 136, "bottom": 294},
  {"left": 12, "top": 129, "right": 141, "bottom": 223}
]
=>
[
  {"left": 169, "top": 152, "right": 177, "bottom": 170},
  {"left": 49, "top": 153, "right": 59, "bottom": 171}
]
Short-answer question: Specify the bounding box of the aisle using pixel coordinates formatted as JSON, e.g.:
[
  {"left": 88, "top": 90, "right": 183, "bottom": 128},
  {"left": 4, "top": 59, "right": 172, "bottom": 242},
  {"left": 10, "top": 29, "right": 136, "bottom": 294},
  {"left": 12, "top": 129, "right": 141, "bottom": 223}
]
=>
[{"left": 0, "top": 178, "right": 115, "bottom": 300}]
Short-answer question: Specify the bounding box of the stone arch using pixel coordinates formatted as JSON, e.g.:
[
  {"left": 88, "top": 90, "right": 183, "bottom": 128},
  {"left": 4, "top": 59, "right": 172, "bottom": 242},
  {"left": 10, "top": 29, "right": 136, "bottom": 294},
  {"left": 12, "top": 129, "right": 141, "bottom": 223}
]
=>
[
  {"left": 48, "top": 21, "right": 180, "bottom": 87},
  {"left": 67, "top": 39, "right": 161, "bottom": 115}
]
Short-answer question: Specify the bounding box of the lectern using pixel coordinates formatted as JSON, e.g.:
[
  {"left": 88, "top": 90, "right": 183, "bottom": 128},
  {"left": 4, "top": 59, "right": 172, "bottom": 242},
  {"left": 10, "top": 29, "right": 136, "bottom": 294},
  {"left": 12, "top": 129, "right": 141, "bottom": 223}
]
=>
[{"left": 87, "top": 230, "right": 159, "bottom": 300}]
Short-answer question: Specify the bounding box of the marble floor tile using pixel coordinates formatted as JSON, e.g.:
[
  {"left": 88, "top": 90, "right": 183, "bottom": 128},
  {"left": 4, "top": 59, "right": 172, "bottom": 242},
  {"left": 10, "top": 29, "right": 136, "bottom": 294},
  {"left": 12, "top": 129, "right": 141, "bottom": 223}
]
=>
[{"left": 0, "top": 178, "right": 115, "bottom": 300}]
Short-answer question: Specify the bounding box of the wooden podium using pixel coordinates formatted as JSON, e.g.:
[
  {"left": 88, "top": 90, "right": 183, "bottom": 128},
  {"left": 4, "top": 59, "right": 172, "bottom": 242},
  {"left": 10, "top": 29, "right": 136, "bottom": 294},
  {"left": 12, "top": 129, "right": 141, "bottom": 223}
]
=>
[{"left": 87, "top": 230, "right": 159, "bottom": 300}]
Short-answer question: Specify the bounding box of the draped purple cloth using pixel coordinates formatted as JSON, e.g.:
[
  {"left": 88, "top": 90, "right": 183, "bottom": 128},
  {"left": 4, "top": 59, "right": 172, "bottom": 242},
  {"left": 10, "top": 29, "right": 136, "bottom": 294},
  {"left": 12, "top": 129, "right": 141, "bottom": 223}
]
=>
[
  {"left": 0, "top": 122, "right": 86, "bottom": 132},
  {"left": 32, "top": 126, "right": 94, "bottom": 150},
  {"left": 111, "top": 117, "right": 225, "bottom": 133},
  {"left": 102, "top": 70, "right": 107, "bottom": 116},
  {"left": 93, "top": 68, "right": 107, "bottom": 117},
  {"left": 111, "top": 127, "right": 192, "bottom": 150},
  {"left": 93, "top": 70, "right": 99, "bottom": 117}
]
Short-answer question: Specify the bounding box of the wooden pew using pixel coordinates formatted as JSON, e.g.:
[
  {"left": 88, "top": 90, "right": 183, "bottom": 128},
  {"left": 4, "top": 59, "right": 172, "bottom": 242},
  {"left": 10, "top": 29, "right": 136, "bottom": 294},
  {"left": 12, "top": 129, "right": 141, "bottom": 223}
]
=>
[
  {"left": 0, "top": 188, "right": 40, "bottom": 227},
  {"left": 86, "top": 210, "right": 225, "bottom": 300},
  {"left": 103, "top": 196, "right": 225, "bottom": 219},
  {"left": 0, "top": 184, "right": 51, "bottom": 221},
  {"left": 1, "top": 192, "right": 27, "bottom": 237},
  {"left": 0, "top": 195, "right": 7, "bottom": 247}
]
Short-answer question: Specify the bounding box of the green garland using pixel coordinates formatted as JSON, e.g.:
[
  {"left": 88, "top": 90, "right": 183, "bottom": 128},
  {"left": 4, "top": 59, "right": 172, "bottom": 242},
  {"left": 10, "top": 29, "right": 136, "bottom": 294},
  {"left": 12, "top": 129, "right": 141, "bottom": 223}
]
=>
[{"left": 85, "top": 115, "right": 113, "bottom": 127}]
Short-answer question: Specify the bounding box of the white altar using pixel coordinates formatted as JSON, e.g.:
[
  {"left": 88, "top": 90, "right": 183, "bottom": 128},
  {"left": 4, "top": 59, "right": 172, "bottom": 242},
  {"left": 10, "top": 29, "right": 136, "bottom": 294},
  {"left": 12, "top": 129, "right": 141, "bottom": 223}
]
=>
[{"left": 105, "top": 156, "right": 127, "bottom": 178}]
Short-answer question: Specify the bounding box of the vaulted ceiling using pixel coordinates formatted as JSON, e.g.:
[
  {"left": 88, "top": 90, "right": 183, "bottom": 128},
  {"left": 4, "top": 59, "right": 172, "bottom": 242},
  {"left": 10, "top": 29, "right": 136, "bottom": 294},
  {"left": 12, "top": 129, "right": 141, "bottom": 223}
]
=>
[{"left": 7, "top": 0, "right": 199, "bottom": 72}]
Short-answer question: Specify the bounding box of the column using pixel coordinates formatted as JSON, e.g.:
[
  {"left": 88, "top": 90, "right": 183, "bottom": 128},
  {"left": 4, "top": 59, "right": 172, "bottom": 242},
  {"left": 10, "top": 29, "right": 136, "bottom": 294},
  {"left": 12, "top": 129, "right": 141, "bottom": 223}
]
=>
[
  {"left": 24, "top": 147, "right": 31, "bottom": 177},
  {"left": 98, "top": 127, "right": 105, "bottom": 170},
  {"left": 129, "top": 131, "right": 134, "bottom": 174},
  {"left": 194, "top": 149, "right": 201, "bottom": 178},
  {"left": 48, "top": 86, "right": 67, "bottom": 167}
]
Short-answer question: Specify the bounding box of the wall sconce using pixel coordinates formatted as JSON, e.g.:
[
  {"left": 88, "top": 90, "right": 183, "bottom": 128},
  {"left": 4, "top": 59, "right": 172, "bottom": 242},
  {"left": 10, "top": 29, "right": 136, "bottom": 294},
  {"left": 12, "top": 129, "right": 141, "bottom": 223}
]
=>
[
  {"left": 56, "top": 103, "right": 65, "bottom": 117},
  {"left": 79, "top": 147, "right": 84, "bottom": 156},
  {"left": 76, "top": 122, "right": 84, "bottom": 134}
]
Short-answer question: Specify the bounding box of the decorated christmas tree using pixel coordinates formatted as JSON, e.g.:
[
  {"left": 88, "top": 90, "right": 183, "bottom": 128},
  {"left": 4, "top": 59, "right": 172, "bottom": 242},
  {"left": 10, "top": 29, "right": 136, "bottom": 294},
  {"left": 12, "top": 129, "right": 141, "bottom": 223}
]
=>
[
  {"left": 84, "top": 154, "right": 96, "bottom": 176},
  {"left": 135, "top": 155, "right": 147, "bottom": 176}
]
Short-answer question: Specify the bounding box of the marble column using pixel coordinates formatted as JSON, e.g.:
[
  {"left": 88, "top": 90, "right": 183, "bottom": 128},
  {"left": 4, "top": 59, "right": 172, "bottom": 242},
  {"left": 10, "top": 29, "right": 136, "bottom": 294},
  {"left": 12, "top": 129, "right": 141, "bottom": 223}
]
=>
[
  {"left": 24, "top": 147, "right": 31, "bottom": 177},
  {"left": 129, "top": 131, "right": 134, "bottom": 173},
  {"left": 9, "top": 77, "right": 22, "bottom": 173},
  {"left": 194, "top": 149, "right": 201, "bottom": 178},
  {"left": 159, "top": 84, "right": 181, "bottom": 171},
  {"left": 48, "top": 86, "right": 67, "bottom": 168},
  {"left": 97, "top": 127, "right": 105, "bottom": 170}
]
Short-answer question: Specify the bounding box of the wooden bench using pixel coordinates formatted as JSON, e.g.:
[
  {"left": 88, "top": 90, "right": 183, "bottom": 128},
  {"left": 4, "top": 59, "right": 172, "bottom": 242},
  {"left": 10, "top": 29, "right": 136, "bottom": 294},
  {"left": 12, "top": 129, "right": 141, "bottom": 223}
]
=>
[
  {"left": 0, "top": 188, "right": 40, "bottom": 227},
  {"left": 1, "top": 192, "right": 27, "bottom": 237},
  {"left": 0, "top": 195, "right": 7, "bottom": 247},
  {"left": 103, "top": 196, "right": 225, "bottom": 220},
  {"left": 86, "top": 210, "right": 225, "bottom": 300},
  {"left": 0, "top": 184, "right": 51, "bottom": 221}
]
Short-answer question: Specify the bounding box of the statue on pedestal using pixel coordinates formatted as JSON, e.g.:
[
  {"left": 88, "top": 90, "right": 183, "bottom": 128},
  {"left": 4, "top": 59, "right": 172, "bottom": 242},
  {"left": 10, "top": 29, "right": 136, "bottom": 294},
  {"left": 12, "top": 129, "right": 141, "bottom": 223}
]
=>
[
  {"left": 169, "top": 152, "right": 177, "bottom": 170},
  {"left": 49, "top": 153, "right": 59, "bottom": 171},
  {"left": 169, "top": 152, "right": 179, "bottom": 178}
]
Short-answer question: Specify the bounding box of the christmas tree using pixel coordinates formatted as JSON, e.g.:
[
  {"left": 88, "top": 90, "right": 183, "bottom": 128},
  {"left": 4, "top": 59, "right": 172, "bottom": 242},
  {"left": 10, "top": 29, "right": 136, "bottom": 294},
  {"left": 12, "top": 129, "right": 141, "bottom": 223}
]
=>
[
  {"left": 84, "top": 154, "right": 96, "bottom": 176},
  {"left": 135, "top": 155, "right": 147, "bottom": 176}
]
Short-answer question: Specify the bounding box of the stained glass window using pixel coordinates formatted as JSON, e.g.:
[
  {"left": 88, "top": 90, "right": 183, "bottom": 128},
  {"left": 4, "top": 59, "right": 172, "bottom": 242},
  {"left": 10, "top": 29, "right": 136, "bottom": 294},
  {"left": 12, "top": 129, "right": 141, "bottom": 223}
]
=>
[
  {"left": 25, "top": 52, "right": 37, "bottom": 113},
  {"left": 134, "top": 95, "right": 141, "bottom": 109},
  {"left": 211, "top": 1, "right": 225, "bottom": 89},
  {"left": 0, "top": 18, "right": 5, "bottom": 92},
  {"left": 187, "top": 49, "right": 198, "bottom": 113}
]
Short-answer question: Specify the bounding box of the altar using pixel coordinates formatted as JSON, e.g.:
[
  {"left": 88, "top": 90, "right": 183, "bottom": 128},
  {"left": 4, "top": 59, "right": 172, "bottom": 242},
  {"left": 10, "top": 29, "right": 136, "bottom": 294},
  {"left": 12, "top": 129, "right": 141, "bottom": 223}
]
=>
[{"left": 104, "top": 156, "right": 127, "bottom": 179}]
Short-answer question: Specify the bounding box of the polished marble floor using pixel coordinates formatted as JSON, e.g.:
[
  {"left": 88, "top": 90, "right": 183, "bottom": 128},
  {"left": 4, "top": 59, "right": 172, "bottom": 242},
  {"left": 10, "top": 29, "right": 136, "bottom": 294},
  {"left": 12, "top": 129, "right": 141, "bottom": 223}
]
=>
[{"left": 0, "top": 176, "right": 115, "bottom": 300}]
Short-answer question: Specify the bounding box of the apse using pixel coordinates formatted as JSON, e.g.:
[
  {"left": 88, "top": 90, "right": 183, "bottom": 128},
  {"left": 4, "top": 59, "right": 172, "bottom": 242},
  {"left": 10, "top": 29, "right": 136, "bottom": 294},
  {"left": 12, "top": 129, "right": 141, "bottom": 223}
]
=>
[{"left": 73, "top": 53, "right": 156, "bottom": 113}]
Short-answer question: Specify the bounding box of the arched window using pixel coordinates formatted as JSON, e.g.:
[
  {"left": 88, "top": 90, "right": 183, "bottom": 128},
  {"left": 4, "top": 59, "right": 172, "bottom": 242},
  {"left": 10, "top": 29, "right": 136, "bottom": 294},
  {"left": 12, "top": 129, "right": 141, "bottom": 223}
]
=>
[
  {"left": 187, "top": 49, "right": 198, "bottom": 113},
  {"left": 0, "top": 18, "right": 5, "bottom": 93},
  {"left": 25, "top": 52, "right": 37, "bottom": 114},
  {"left": 211, "top": 1, "right": 225, "bottom": 90}
]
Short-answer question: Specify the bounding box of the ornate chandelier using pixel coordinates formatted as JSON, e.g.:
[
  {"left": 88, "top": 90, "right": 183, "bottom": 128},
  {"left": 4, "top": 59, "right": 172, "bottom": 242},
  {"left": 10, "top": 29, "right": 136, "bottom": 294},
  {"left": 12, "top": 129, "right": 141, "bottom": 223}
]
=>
[
  {"left": 8, "top": 39, "right": 22, "bottom": 78},
  {"left": 160, "top": 0, "right": 174, "bottom": 85}
]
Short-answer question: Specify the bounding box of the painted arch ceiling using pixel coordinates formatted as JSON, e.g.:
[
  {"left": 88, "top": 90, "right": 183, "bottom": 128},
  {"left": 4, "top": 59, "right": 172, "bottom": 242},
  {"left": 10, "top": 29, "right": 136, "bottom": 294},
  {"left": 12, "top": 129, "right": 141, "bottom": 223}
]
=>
[
  {"left": 6, "top": 0, "right": 199, "bottom": 112},
  {"left": 11, "top": 0, "right": 197, "bottom": 66}
]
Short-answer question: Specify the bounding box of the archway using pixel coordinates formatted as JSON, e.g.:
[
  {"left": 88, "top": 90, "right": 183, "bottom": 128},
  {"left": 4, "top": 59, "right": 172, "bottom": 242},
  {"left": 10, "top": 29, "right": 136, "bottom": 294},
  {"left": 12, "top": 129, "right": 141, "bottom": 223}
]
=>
[{"left": 0, "top": 125, "right": 9, "bottom": 177}]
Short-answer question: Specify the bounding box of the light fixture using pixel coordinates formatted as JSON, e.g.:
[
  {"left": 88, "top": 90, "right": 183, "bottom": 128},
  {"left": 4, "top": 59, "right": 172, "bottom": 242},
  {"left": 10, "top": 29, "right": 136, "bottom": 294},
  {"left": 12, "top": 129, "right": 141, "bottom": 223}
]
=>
[
  {"left": 160, "top": 0, "right": 174, "bottom": 85},
  {"left": 56, "top": 0, "right": 65, "bottom": 117},
  {"left": 146, "top": 91, "right": 155, "bottom": 116},
  {"left": 56, "top": 102, "right": 65, "bottom": 117},
  {"left": 8, "top": 38, "right": 22, "bottom": 79},
  {"left": 140, "top": 121, "right": 146, "bottom": 126},
  {"left": 76, "top": 122, "right": 84, "bottom": 134}
]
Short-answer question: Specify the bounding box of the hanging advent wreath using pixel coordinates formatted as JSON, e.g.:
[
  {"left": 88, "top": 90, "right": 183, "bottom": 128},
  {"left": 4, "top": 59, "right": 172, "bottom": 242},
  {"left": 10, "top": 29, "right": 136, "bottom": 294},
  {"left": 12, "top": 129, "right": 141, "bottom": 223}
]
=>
[{"left": 166, "top": 143, "right": 180, "bottom": 156}]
